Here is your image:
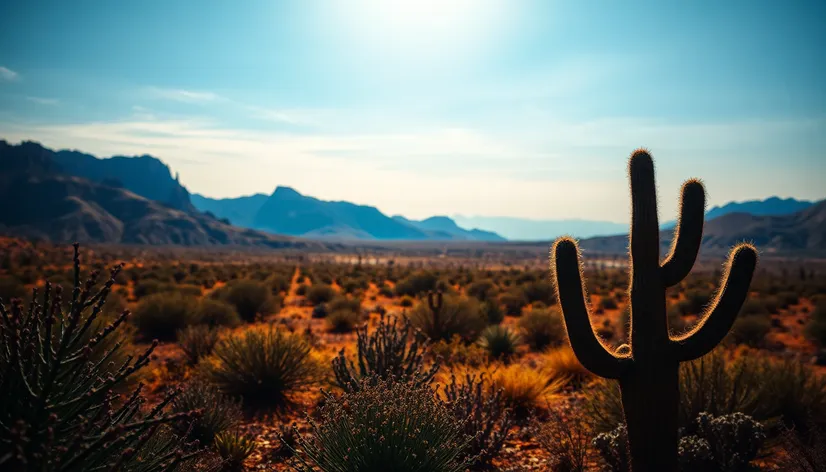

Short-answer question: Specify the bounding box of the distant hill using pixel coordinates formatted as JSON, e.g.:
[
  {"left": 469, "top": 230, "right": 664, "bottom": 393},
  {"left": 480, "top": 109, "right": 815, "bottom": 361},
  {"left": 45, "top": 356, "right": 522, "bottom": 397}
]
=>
[
  {"left": 579, "top": 201, "right": 826, "bottom": 256},
  {"left": 193, "top": 187, "right": 505, "bottom": 241},
  {"left": 392, "top": 215, "right": 506, "bottom": 242},
  {"left": 51, "top": 148, "right": 195, "bottom": 212},
  {"left": 662, "top": 197, "right": 813, "bottom": 228},
  {"left": 191, "top": 193, "right": 268, "bottom": 228},
  {"left": 452, "top": 215, "right": 628, "bottom": 241},
  {"left": 0, "top": 140, "right": 327, "bottom": 249}
]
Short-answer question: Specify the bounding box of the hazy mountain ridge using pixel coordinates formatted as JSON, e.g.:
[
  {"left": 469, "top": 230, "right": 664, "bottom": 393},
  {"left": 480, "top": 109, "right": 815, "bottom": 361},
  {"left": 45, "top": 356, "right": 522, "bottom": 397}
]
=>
[
  {"left": 661, "top": 196, "right": 814, "bottom": 228},
  {"left": 579, "top": 201, "right": 826, "bottom": 256},
  {"left": 0, "top": 140, "right": 329, "bottom": 249},
  {"left": 193, "top": 187, "right": 506, "bottom": 241}
]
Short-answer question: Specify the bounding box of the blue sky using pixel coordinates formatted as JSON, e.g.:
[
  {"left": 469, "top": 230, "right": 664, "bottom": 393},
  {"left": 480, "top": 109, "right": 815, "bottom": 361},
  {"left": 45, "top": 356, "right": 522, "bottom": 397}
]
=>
[{"left": 0, "top": 0, "right": 824, "bottom": 223}]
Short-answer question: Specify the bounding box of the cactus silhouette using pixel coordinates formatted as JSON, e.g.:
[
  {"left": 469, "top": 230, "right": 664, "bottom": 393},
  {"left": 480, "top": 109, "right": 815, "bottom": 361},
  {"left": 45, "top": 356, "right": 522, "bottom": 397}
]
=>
[{"left": 551, "top": 149, "right": 757, "bottom": 471}]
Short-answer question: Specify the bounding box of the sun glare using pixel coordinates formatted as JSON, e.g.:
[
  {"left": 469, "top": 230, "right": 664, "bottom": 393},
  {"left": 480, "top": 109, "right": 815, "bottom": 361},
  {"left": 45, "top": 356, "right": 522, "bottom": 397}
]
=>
[{"left": 326, "top": 0, "right": 512, "bottom": 69}]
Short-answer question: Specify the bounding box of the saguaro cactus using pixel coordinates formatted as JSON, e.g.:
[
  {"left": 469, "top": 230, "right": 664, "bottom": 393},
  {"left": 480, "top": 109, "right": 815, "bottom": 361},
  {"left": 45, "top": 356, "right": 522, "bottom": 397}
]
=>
[{"left": 551, "top": 149, "right": 757, "bottom": 471}]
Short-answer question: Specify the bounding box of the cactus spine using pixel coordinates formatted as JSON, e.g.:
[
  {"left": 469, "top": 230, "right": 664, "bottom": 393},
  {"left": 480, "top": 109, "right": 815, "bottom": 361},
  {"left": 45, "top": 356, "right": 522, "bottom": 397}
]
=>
[{"left": 551, "top": 149, "right": 757, "bottom": 471}]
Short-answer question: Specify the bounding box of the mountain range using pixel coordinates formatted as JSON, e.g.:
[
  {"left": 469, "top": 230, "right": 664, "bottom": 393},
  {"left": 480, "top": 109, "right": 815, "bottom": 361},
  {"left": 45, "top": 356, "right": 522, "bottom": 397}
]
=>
[
  {"left": 578, "top": 199, "right": 826, "bottom": 256},
  {"left": 1, "top": 138, "right": 823, "bottom": 254},
  {"left": 192, "top": 188, "right": 505, "bottom": 241}
]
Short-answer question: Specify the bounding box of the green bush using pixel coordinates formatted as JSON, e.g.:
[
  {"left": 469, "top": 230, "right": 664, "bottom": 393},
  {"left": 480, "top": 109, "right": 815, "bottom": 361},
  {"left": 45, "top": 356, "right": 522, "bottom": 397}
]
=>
[
  {"left": 178, "top": 325, "right": 221, "bottom": 365},
  {"left": 333, "top": 314, "right": 438, "bottom": 393},
  {"left": 326, "top": 308, "right": 360, "bottom": 333},
  {"left": 518, "top": 307, "right": 565, "bottom": 351},
  {"left": 0, "top": 245, "right": 201, "bottom": 470},
  {"left": 203, "top": 326, "right": 323, "bottom": 409},
  {"left": 467, "top": 279, "right": 496, "bottom": 302},
  {"left": 214, "top": 430, "right": 256, "bottom": 472},
  {"left": 394, "top": 270, "right": 439, "bottom": 297},
  {"left": 478, "top": 325, "right": 521, "bottom": 360},
  {"left": 306, "top": 284, "right": 336, "bottom": 306},
  {"left": 290, "top": 379, "right": 472, "bottom": 472},
  {"left": 194, "top": 298, "right": 242, "bottom": 327},
  {"left": 132, "top": 292, "right": 199, "bottom": 341},
  {"left": 408, "top": 295, "right": 486, "bottom": 342},
  {"left": 211, "top": 279, "right": 276, "bottom": 322},
  {"left": 499, "top": 291, "right": 527, "bottom": 316},
  {"left": 172, "top": 380, "right": 242, "bottom": 444}
]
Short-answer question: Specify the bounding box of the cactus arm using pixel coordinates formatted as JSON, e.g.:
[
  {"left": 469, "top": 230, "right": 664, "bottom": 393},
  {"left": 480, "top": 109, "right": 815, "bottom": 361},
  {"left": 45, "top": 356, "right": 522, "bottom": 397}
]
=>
[
  {"left": 552, "top": 238, "right": 630, "bottom": 379},
  {"left": 671, "top": 244, "right": 758, "bottom": 361},
  {"left": 629, "top": 149, "right": 661, "bottom": 271},
  {"left": 661, "top": 179, "right": 706, "bottom": 287}
]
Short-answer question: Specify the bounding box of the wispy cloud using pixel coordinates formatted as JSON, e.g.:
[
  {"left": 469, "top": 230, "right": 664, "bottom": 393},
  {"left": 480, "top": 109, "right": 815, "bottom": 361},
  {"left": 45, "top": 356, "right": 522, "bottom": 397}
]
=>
[
  {"left": 146, "top": 87, "right": 223, "bottom": 103},
  {"left": 0, "top": 66, "right": 19, "bottom": 82},
  {"left": 26, "top": 96, "right": 59, "bottom": 106}
]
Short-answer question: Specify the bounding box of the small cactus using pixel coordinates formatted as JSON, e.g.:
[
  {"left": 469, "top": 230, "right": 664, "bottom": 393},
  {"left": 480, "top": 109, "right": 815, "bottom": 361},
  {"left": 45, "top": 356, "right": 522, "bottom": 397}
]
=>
[{"left": 552, "top": 149, "right": 757, "bottom": 471}]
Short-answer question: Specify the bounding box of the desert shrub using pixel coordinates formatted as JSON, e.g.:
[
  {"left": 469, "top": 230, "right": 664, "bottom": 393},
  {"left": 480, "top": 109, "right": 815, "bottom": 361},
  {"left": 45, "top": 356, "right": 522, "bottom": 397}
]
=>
[
  {"left": 203, "top": 326, "right": 324, "bottom": 409},
  {"left": 738, "top": 298, "right": 770, "bottom": 318},
  {"left": 132, "top": 292, "right": 199, "bottom": 341},
  {"left": 491, "top": 364, "right": 565, "bottom": 416},
  {"left": 478, "top": 325, "right": 521, "bottom": 361},
  {"left": 328, "top": 295, "right": 361, "bottom": 313},
  {"left": 211, "top": 279, "right": 276, "bottom": 322},
  {"left": 543, "top": 346, "right": 593, "bottom": 389},
  {"left": 0, "top": 245, "right": 201, "bottom": 470},
  {"left": 684, "top": 412, "right": 765, "bottom": 472},
  {"left": 333, "top": 314, "right": 438, "bottom": 393},
  {"left": 776, "top": 291, "right": 800, "bottom": 309},
  {"left": 194, "top": 298, "right": 242, "bottom": 327},
  {"left": 306, "top": 284, "right": 336, "bottom": 306},
  {"left": 176, "top": 284, "right": 205, "bottom": 297},
  {"left": 399, "top": 295, "right": 414, "bottom": 307},
  {"left": 311, "top": 303, "right": 328, "bottom": 319},
  {"left": 290, "top": 379, "right": 472, "bottom": 472},
  {"left": 518, "top": 307, "right": 565, "bottom": 351},
  {"left": 806, "top": 300, "right": 826, "bottom": 347},
  {"left": 539, "top": 405, "right": 592, "bottom": 472},
  {"left": 178, "top": 325, "right": 222, "bottom": 365},
  {"left": 215, "top": 430, "right": 256, "bottom": 472},
  {"left": 443, "top": 373, "right": 515, "bottom": 468},
  {"left": 326, "top": 308, "right": 360, "bottom": 333},
  {"left": 377, "top": 285, "right": 394, "bottom": 298},
  {"left": 499, "top": 290, "right": 527, "bottom": 316},
  {"left": 593, "top": 424, "right": 631, "bottom": 472},
  {"left": 521, "top": 280, "right": 556, "bottom": 305},
  {"left": 467, "top": 279, "right": 496, "bottom": 302},
  {"left": 408, "top": 295, "right": 486, "bottom": 342},
  {"left": 430, "top": 335, "right": 488, "bottom": 368},
  {"left": 133, "top": 279, "right": 178, "bottom": 299},
  {"left": 586, "top": 348, "right": 826, "bottom": 436},
  {"left": 295, "top": 284, "right": 307, "bottom": 296},
  {"left": 269, "top": 274, "right": 291, "bottom": 295},
  {"left": 394, "top": 270, "right": 439, "bottom": 297},
  {"left": 729, "top": 314, "right": 771, "bottom": 347},
  {"left": 779, "top": 424, "right": 826, "bottom": 472},
  {"left": 172, "top": 380, "right": 242, "bottom": 445},
  {"left": 481, "top": 300, "right": 504, "bottom": 325}
]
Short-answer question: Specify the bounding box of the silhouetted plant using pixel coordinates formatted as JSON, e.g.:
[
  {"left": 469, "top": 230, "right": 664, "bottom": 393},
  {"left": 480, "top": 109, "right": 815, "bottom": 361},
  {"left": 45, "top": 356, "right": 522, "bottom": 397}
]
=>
[
  {"left": 305, "top": 284, "right": 336, "bottom": 306},
  {"left": 443, "top": 373, "right": 515, "bottom": 469},
  {"left": 0, "top": 244, "right": 201, "bottom": 471},
  {"left": 203, "top": 325, "right": 324, "bottom": 409},
  {"left": 214, "top": 430, "right": 256, "bottom": 472},
  {"left": 325, "top": 308, "right": 360, "bottom": 333},
  {"left": 333, "top": 314, "right": 438, "bottom": 393},
  {"left": 478, "top": 324, "right": 521, "bottom": 361},
  {"left": 178, "top": 325, "right": 221, "bottom": 365},
  {"left": 408, "top": 292, "right": 486, "bottom": 342},
  {"left": 211, "top": 279, "right": 275, "bottom": 322},
  {"left": 194, "top": 298, "right": 241, "bottom": 328},
  {"left": 289, "top": 379, "right": 472, "bottom": 472},
  {"left": 172, "top": 379, "right": 242, "bottom": 445},
  {"left": 518, "top": 307, "right": 565, "bottom": 351},
  {"left": 538, "top": 405, "right": 592, "bottom": 472},
  {"left": 553, "top": 149, "right": 757, "bottom": 470}
]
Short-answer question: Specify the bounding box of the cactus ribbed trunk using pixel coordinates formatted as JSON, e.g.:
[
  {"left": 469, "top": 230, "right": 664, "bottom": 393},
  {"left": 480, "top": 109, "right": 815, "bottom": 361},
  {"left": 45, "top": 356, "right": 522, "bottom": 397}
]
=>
[
  {"left": 551, "top": 149, "right": 758, "bottom": 472},
  {"left": 621, "top": 363, "right": 679, "bottom": 471}
]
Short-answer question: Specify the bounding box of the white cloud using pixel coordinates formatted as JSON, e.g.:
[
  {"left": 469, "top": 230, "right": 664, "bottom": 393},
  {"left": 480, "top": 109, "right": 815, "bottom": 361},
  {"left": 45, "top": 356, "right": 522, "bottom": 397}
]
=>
[
  {"left": 26, "top": 96, "right": 59, "bottom": 106},
  {"left": 146, "top": 87, "right": 223, "bottom": 103},
  {"left": 0, "top": 66, "right": 19, "bottom": 81}
]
